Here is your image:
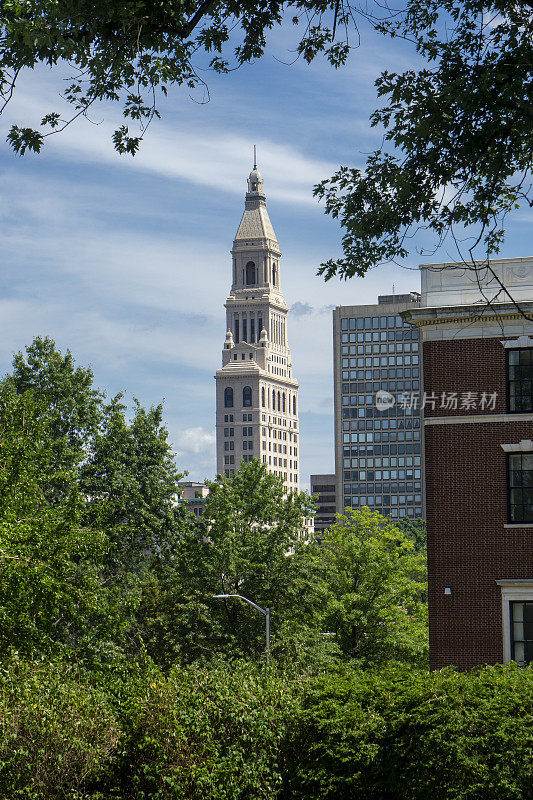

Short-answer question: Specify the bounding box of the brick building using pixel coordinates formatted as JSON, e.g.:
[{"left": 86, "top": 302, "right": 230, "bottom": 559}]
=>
[{"left": 403, "top": 258, "right": 533, "bottom": 670}]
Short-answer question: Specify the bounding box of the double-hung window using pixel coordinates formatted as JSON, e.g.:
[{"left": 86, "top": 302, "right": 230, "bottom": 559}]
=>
[
  {"left": 510, "top": 602, "right": 533, "bottom": 666},
  {"left": 508, "top": 349, "right": 533, "bottom": 412},
  {"left": 508, "top": 453, "right": 533, "bottom": 522},
  {"left": 497, "top": 581, "right": 533, "bottom": 666}
]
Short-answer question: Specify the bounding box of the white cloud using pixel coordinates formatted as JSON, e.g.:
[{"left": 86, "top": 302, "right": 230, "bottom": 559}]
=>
[
  {"left": 175, "top": 426, "right": 216, "bottom": 454},
  {"left": 5, "top": 75, "right": 337, "bottom": 208}
]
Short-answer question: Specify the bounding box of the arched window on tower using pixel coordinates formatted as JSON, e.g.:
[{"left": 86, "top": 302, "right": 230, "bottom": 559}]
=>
[
  {"left": 243, "top": 386, "right": 252, "bottom": 407},
  {"left": 272, "top": 263, "right": 277, "bottom": 286},
  {"left": 277, "top": 391, "right": 281, "bottom": 410},
  {"left": 261, "top": 387, "right": 265, "bottom": 407},
  {"left": 246, "top": 261, "right": 256, "bottom": 286},
  {"left": 282, "top": 392, "right": 286, "bottom": 412},
  {"left": 293, "top": 395, "right": 296, "bottom": 415},
  {"left": 224, "top": 387, "right": 234, "bottom": 408}
]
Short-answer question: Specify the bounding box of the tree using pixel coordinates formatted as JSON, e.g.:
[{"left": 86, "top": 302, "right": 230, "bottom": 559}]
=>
[
  {"left": 315, "top": 0, "right": 533, "bottom": 282},
  {"left": 2, "top": 2, "right": 530, "bottom": 276},
  {"left": 0, "top": 379, "right": 130, "bottom": 661},
  {"left": 10, "top": 336, "right": 102, "bottom": 497},
  {"left": 81, "top": 395, "right": 183, "bottom": 571},
  {"left": 139, "top": 459, "right": 316, "bottom": 666},
  {"left": 1, "top": 0, "right": 351, "bottom": 155},
  {"left": 1, "top": 337, "right": 186, "bottom": 662},
  {"left": 9, "top": 337, "right": 184, "bottom": 569},
  {"left": 308, "top": 508, "right": 428, "bottom": 666}
]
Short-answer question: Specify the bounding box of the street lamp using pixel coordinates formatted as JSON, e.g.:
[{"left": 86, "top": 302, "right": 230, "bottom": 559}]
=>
[{"left": 213, "top": 593, "right": 271, "bottom": 663}]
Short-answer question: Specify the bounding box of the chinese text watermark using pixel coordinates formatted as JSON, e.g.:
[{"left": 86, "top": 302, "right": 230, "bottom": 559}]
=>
[{"left": 375, "top": 390, "right": 498, "bottom": 412}]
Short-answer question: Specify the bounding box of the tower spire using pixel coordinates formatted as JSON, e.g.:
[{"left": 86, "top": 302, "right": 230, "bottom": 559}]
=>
[{"left": 253, "top": 144, "right": 257, "bottom": 170}]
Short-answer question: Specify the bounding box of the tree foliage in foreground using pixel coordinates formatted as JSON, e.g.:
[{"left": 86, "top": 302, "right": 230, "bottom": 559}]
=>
[
  {"left": 2, "top": 656, "right": 533, "bottom": 800},
  {"left": 315, "top": 0, "right": 533, "bottom": 279},
  {"left": 285, "top": 662, "right": 533, "bottom": 800},
  {"left": 3, "top": 1, "right": 531, "bottom": 276},
  {"left": 1, "top": 0, "right": 352, "bottom": 156}
]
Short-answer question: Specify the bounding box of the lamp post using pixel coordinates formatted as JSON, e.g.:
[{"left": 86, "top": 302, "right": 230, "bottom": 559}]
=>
[{"left": 213, "top": 593, "right": 271, "bottom": 663}]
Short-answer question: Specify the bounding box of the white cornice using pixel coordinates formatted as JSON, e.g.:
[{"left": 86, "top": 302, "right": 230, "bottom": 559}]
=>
[
  {"left": 500, "top": 335, "right": 533, "bottom": 348},
  {"left": 403, "top": 301, "right": 533, "bottom": 328},
  {"left": 424, "top": 413, "right": 533, "bottom": 425}
]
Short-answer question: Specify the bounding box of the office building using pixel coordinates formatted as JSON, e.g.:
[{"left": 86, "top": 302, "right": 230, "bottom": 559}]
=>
[
  {"left": 333, "top": 293, "right": 423, "bottom": 519},
  {"left": 310, "top": 474, "right": 336, "bottom": 532}
]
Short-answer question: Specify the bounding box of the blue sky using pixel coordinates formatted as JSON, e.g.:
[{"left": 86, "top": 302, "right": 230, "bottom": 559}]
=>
[{"left": 0, "top": 18, "right": 531, "bottom": 489}]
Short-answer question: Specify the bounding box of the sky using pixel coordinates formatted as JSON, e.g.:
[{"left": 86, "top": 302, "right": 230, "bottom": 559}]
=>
[{"left": 1, "top": 16, "right": 531, "bottom": 489}]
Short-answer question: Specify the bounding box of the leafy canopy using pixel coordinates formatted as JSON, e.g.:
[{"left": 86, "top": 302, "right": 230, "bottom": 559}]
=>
[
  {"left": 1, "top": 0, "right": 352, "bottom": 155},
  {"left": 138, "top": 459, "right": 317, "bottom": 666},
  {"left": 0, "top": 336, "right": 185, "bottom": 665},
  {"left": 315, "top": 0, "right": 533, "bottom": 278},
  {"left": 308, "top": 508, "right": 428, "bottom": 667},
  {"left": 2, "top": 1, "right": 531, "bottom": 274}
]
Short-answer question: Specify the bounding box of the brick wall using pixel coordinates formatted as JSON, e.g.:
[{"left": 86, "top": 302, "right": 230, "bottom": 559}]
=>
[
  {"left": 422, "top": 335, "right": 533, "bottom": 670},
  {"left": 422, "top": 338, "right": 507, "bottom": 416},
  {"left": 425, "top": 419, "right": 533, "bottom": 670}
]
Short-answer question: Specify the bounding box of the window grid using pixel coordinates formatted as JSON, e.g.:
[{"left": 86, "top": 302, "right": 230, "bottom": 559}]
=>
[
  {"left": 508, "top": 453, "right": 533, "bottom": 522},
  {"left": 339, "top": 313, "right": 422, "bottom": 519},
  {"left": 508, "top": 349, "right": 533, "bottom": 412},
  {"left": 511, "top": 601, "right": 533, "bottom": 666}
]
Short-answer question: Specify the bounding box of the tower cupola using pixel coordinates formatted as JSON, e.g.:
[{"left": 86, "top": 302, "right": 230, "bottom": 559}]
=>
[{"left": 247, "top": 167, "right": 264, "bottom": 197}]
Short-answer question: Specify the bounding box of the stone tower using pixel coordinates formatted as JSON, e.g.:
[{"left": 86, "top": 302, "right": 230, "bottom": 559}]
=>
[{"left": 215, "top": 159, "right": 300, "bottom": 489}]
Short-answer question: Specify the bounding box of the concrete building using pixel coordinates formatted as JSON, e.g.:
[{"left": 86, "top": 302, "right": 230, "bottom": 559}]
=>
[
  {"left": 333, "top": 293, "right": 423, "bottom": 519},
  {"left": 215, "top": 161, "right": 300, "bottom": 488},
  {"left": 177, "top": 481, "right": 209, "bottom": 518},
  {"left": 310, "top": 474, "right": 337, "bottom": 533},
  {"left": 403, "top": 257, "right": 533, "bottom": 670}
]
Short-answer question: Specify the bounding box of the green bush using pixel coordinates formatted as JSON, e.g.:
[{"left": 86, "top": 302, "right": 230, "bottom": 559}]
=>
[
  {"left": 3, "top": 657, "right": 533, "bottom": 800},
  {"left": 0, "top": 657, "right": 119, "bottom": 799},
  {"left": 114, "top": 661, "right": 297, "bottom": 800},
  {"left": 283, "top": 662, "right": 533, "bottom": 800}
]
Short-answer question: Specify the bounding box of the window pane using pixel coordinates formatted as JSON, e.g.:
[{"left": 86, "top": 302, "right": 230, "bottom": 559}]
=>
[{"left": 508, "top": 349, "right": 533, "bottom": 412}]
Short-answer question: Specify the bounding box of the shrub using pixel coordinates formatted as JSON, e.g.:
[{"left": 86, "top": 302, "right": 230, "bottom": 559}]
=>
[
  {"left": 284, "top": 662, "right": 533, "bottom": 800},
  {"left": 0, "top": 657, "right": 119, "bottom": 799},
  {"left": 116, "top": 661, "right": 298, "bottom": 800}
]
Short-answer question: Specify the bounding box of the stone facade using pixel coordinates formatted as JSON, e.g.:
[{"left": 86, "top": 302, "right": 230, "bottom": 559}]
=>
[
  {"left": 215, "top": 164, "right": 300, "bottom": 489},
  {"left": 177, "top": 481, "right": 209, "bottom": 518}
]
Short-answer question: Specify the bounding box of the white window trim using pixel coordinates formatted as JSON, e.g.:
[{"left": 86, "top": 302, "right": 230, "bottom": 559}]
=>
[
  {"left": 495, "top": 580, "right": 533, "bottom": 662},
  {"left": 500, "top": 335, "right": 533, "bottom": 349},
  {"left": 500, "top": 440, "right": 533, "bottom": 453}
]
